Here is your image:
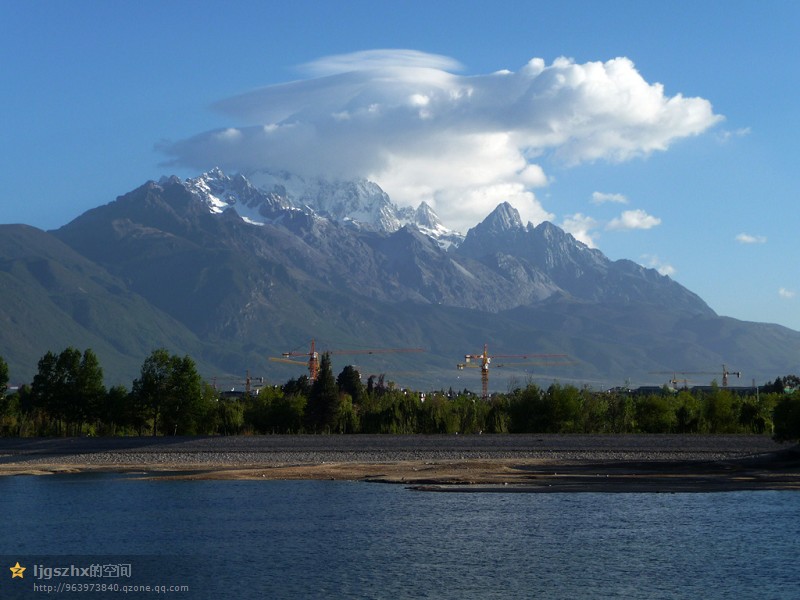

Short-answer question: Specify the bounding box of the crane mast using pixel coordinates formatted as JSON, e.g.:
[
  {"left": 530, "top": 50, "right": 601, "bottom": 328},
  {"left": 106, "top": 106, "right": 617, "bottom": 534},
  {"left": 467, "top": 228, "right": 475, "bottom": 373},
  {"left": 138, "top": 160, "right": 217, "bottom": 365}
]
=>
[
  {"left": 209, "top": 370, "right": 264, "bottom": 396},
  {"left": 458, "top": 343, "right": 569, "bottom": 400},
  {"left": 650, "top": 364, "right": 741, "bottom": 388}
]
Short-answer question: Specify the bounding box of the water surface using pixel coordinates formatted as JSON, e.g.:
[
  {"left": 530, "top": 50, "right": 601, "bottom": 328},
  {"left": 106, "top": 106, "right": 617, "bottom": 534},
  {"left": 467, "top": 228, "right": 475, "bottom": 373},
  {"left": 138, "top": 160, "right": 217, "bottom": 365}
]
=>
[{"left": 1, "top": 474, "right": 798, "bottom": 599}]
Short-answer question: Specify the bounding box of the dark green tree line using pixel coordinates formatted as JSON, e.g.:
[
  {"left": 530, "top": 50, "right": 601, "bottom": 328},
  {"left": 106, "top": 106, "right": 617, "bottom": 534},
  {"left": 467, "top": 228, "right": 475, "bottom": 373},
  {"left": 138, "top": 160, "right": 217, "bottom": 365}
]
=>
[{"left": 3, "top": 347, "right": 800, "bottom": 440}]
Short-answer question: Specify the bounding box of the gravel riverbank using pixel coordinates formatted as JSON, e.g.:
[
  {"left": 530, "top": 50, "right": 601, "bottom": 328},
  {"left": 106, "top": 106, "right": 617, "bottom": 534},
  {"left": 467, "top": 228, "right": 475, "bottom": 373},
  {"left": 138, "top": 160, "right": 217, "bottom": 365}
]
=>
[
  {"left": 0, "top": 433, "right": 786, "bottom": 466},
  {"left": 2, "top": 434, "right": 799, "bottom": 492}
]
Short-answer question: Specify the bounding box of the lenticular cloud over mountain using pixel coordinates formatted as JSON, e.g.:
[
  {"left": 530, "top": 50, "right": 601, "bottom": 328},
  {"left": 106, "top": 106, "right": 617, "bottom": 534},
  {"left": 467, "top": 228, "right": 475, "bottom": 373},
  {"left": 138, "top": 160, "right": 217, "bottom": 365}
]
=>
[{"left": 161, "top": 50, "right": 722, "bottom": 232}]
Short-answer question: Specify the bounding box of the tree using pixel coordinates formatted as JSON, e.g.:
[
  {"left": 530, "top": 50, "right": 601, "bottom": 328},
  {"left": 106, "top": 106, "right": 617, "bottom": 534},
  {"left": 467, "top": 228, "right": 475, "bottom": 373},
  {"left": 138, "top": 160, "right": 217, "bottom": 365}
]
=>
[
  {"left": 739, "top": 395, "right": 773, "bottom": 434},
  {"left": 75, "top": 349, "right": 106, "bottom": 429},
  {"left": 545, "top": 383, "right": 583, "bottom": 433},
  {"left": 15, "top": 385, "right": 35, "bottom": 436},
  {"left": 160, "top": 354, "right": 205, "bottom": 435},
  {"left": 636, "top": 393, "right": 678, "bottom": 433},
  {"left": 703, "top": 386, "right": 739, "bottom": 433},
  {"left": 507, "top": 384, "right": 543, "bottom": 433},
  {"left": 132, "top": 349, "right": 204, "bottom": 435},
  {"left": 337, "top": 365, "right": 364, "bottom": 405},
  {"left": 268, "top": 393, "right": 307, "bottom": 433},
  {"left": 773, "top": 392, "right": 800, "bottom": 442},
  {"left": 30, "top": 347, "right": 105, "bottom": 435},
  {"left": 101, "top": 385, "right": 132, "bottom": 435},
  {"left": 0, "top": 358, "right": 18, "bottom": 435},
  {"left": 132, "top": 349, "right": 171, "bottom": 435},
  {"left": 249, "top": 380, "right": 308, "bottom": 433},
  {"left": 216, "top": 399, "right": 245, "bottom": 435},
  {"left": 57, "top": 347, "right": 84, "bottom": 426},
  {"left": 0, "top": 355, "right": 8, "bottom": 398},
  {"left": 283, "top": 376, "right": 310, "bottom": 398},
  {"left": 675, "top": 390, "right": 702, "bottom": 433},
  {"left": 485, "top": 395, "right": 509, "bottom": 433},
  {"left": 306, "top": 353, "right": 340, "bottom": 432},
  {"left": 336, "top": 393, "right": 359, "bottom": 433},
  {"left": 31, "top": 350, "right": 60, "bottom": 431},
  {"left": 605, "top": 391, "right": 636, "bottom": 433},
  {"left": 417, "top": 393, "right": 459, "bottom": 434}
]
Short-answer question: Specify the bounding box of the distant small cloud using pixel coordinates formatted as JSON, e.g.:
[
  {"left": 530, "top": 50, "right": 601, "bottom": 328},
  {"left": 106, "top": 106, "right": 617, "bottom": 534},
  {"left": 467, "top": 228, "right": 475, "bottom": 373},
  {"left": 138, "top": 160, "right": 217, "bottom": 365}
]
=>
[
  {"left": 717, "top": 127, "right": 752, "bottom": 143},
  {"left": 641, "top": 254, "right": 675, "bottom": 277},
  {"left": 561, "top": 213, "right": 599, "bottom": 247},
  {"left": 735, "top": 233, "right": 767, "bottom": 244},
  {"left": 779, "top": 288, "right": 796, "bottom": 299},
  {"left": 606, "top": 209, "right": 661, "bottom": 231},
  {"left": 591, "top": 191, "right": 628, "bottom": 205}
]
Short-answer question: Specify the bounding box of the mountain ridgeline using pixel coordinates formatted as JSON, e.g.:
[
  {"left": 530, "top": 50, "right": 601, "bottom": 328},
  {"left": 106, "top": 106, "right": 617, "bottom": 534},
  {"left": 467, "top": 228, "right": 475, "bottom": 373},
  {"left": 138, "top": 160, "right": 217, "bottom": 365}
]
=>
[{"left": 2, "top": 169, "right": 799, "bottom": 388}]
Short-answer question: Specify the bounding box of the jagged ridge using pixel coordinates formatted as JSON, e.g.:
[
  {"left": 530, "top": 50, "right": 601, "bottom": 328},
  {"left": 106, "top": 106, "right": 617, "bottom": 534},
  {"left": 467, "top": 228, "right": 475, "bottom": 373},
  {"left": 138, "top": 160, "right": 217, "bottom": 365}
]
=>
[
  {"left": 0, "top": 169, "right": 794, "bottom": 388},
  {"left": 182, "top": 168, "right": 464, "bottom": 250}
]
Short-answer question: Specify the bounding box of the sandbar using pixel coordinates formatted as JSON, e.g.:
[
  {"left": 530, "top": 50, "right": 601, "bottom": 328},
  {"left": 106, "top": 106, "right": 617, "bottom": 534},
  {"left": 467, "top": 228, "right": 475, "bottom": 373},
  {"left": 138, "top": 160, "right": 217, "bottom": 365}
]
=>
[{"left": 1, "top": 434, "right": 797, "bottom": 492}]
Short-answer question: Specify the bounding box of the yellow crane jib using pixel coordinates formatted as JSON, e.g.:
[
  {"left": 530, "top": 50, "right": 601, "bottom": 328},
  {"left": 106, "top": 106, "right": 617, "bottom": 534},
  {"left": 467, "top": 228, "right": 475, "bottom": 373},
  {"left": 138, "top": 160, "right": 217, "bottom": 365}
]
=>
[{"left": 457, "top": 343, "right": 569, "bottom": 400}]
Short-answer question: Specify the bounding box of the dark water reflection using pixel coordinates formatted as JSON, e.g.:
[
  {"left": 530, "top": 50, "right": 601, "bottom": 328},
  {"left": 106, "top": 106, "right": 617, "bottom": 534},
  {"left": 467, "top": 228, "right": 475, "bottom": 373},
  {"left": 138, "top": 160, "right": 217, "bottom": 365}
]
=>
[{"left": 1, "top": 475, "right": 798, "bottom": 599}]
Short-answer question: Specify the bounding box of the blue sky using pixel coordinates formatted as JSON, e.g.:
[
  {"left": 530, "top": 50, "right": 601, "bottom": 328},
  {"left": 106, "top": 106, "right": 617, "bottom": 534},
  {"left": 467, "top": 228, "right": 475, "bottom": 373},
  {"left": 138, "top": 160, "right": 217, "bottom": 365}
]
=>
[{"left": 3, "top": 0, "right": 799, "bottom": 331}]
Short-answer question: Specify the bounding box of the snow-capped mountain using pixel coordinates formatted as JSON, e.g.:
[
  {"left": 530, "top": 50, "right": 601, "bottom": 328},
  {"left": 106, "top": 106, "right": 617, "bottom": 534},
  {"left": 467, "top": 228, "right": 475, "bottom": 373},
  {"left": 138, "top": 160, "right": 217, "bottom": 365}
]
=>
[
  {"left": 179, "top": 168, "right": 463, "bottom": 247},
  {"left": 248, "top": 169, "right": 409, "bottom": 232},
  {"left": 177, "top": 168, "right": 296, "bottom": 226},
  {"left": 413, "top": 202, "right": 464, "bottom": 249},
  {"left": 5, "top": 169, "right": 797, "bottom": 387}
]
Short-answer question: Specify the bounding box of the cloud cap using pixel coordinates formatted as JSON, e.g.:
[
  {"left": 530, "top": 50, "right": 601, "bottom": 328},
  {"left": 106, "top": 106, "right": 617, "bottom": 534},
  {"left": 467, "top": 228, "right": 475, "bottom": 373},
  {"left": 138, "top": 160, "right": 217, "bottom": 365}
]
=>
[{"left": 161, "top": 50, "right": 722, "bottom": 232}]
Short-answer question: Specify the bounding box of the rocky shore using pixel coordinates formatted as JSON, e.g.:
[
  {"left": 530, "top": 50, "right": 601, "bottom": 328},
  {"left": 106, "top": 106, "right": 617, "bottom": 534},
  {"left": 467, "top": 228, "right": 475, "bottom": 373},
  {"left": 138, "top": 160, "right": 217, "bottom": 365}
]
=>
[{"left": 1, "top": 434, "right": 798, "bottom": 492}]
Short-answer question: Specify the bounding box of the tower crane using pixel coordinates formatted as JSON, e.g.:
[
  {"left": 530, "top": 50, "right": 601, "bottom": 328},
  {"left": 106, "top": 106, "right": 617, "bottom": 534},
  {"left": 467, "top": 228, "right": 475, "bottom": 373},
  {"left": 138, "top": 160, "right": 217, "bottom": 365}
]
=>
[
  {"left": 650, "top": 364, "right": 741, "bottom": 388},
  {"left": 457, "top": 343, "right": 570, "bottom": 400},
  {"left": 270, "top": 339, "right": 424, "bottom": 381},
  {"left": 209, "top": 370, "right": 264, "bottom": 395},
  {"left": 270, "top": 339, "right": 322, "bottom": 381}
]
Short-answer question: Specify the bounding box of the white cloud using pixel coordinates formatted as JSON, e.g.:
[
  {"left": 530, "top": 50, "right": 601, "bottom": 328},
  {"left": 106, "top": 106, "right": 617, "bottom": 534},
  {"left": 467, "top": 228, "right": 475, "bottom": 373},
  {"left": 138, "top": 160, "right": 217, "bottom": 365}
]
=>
[
  {"left": 161, "top": 50, "right": 722, "bottom": 232},
  {"left": 591, "top": 191, "right": 628, "bottom": 204},
  {"left": 641, "top": 254, "right": 676, "bottom": 277},
  {"left": 717, "top": 127, "right": 751, "bottom": 143},
  {"left": 606, "top": 209, "right": 661, "bottom": 231},
  {"left": 561, "top": 213, "right": 599, "bottom": 247},
  {"left": 299, "top": 49, "right": 464, "bottom": 77},
  {"left": 779, "top": 288, "right": 796, "bottom": 299},
  {"left": 735, "top": 233, "right": 767, "bottom": 244}
]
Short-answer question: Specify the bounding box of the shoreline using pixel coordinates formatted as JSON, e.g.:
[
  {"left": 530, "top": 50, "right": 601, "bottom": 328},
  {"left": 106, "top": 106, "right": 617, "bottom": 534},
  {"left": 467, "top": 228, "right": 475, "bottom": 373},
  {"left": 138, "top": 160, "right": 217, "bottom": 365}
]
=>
[{"left": 1, "top": 434, "right": 798, "bottom": 492}]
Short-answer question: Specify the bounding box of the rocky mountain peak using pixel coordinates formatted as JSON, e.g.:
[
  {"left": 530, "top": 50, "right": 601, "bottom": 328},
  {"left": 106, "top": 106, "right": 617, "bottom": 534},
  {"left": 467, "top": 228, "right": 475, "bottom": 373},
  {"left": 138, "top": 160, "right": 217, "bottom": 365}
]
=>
[
  {"left": 181, "top": 168, "right": 293, "bottom": 225},
  {"left": 457, "top": 202, "right": 527, "bottom": 259},
  {"left": 246, "top": 169, "right": 403, "bottom": 232},
  {"left": 481, "top": 202, "right": 525, "bottom": 234},
  {"left": 414, "top": 202, "right": 440, "bottom": 229},
  {"left": 19, "top": 167, "right": 786, "bottom": 390},
  {"left": 176, "top": 168, "right": 464, "bottom": 248}
]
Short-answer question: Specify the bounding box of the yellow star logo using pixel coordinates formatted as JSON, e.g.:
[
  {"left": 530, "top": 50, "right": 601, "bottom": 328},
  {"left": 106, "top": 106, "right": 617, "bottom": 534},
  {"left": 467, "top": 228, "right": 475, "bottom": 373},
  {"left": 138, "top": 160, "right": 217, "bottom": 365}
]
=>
[{"left": 10, "top": 562, "right": 26, "bottom": 579}]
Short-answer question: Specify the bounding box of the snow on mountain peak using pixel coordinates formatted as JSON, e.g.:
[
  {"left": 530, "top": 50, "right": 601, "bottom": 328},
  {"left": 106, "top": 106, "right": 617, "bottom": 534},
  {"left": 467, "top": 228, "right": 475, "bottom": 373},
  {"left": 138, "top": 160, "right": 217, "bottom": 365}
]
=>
[
  {"left": 248, "top": 169, "right": 406, "bottom": 232},
  {"left": 181, "top": 168, "right": 463, "bottom": 246},
  {"left": 183, "top": 168, "right": 295, "bottom": 225}
]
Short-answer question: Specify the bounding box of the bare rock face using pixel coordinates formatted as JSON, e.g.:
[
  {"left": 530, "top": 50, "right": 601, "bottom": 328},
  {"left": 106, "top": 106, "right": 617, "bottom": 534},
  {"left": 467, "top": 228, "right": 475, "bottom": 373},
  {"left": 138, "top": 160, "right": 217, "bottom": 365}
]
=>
[{"left": 0, "top": 169, "right": 792, "bottom": 386}]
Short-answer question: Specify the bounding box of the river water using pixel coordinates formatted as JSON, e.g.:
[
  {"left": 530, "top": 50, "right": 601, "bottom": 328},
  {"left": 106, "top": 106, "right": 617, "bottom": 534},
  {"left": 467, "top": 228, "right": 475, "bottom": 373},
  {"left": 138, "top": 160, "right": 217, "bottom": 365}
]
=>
[{"left": 1, "top": 474, "right": 798, "bottom": 599}]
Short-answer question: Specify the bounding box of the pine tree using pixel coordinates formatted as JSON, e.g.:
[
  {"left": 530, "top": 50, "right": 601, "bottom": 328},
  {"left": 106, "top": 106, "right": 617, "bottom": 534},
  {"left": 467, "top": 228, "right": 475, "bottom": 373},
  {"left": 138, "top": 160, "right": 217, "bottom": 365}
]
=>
[{"left": 306, "top": 353, "right": 340, "bottom": 432}]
